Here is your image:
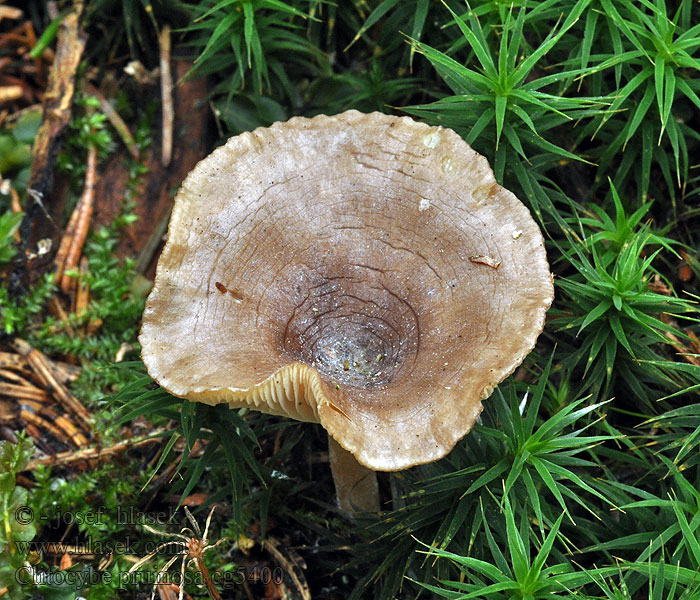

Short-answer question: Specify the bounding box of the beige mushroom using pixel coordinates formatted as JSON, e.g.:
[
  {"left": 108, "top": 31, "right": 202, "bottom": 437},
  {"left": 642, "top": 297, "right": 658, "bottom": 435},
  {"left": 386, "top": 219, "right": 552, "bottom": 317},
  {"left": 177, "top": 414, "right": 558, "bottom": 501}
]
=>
[{"left": 139, "top": 110, "right": 554, "bottom": 513}]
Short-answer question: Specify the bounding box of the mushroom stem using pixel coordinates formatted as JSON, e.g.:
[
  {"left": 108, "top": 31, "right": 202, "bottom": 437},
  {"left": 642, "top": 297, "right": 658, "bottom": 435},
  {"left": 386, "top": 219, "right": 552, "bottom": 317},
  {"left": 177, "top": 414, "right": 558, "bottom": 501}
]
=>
[{"left": 328, "top": 436, "right": 379, "bottom": 514}]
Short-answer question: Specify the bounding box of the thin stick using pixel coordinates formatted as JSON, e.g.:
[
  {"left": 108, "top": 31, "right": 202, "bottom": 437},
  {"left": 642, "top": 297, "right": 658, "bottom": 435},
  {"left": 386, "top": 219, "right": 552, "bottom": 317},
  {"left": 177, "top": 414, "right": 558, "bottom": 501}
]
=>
[
  {"left": 53, "top": 415, "right": 88, "bottom": 446},
  {"left": 24, "top": 429, "right": 167, "bottom": 470},
  {"left": 262, "top": 538, "right": 311, "bottom": 600},
  {"left": 53, "top": 196, "right": 83, "bottom": 285},
  {"left": 0, "top": 352, "right": 31, "bottom": 373},
  {"left": 0, "top": 351, "right": 80, "bottom": 384},
  {"left": 0, "top": 6, "right": 23, "bottom": 19},
  {"left": 0, "top": 368, "right": 31, "bottom": 385},
  {"left": 12, "top": 338, "right": 91, "bottom": 431},
  {"left": 0, "top": 86, "right": 23, "bottom": 103},
  {"left": 0, "top": 382, "right": 51, "bottom": 402},
  {"left": 196, "top": 557, "right": 222, "bottom": 600},
  {"left": 75, "top": 256, "right": 90, "bottom": 316},
  {"left": 21, "top": 409, "right": 73, "bottom": 445},
  {"left": 9, "top": 187, "right": 21, "bottom": 242},
  {"left": 10, "top": 186, "right": 21, "bottom": 212},
  {"left": 159, "top": 25, "right": 173, "bottom": 167},
  {"left": 17, "top": 399, "right": 44, "bottom": 414},
  {"left": 25, "top": 400, "right": 87, "bottom": 446},
  {"left": 86, "top": 83, "right": 139, "bottom": 160},
  {"left": 135, "top": 207, "right": 171, "bottom": 274},
  {"left": 46, "top": 296, "right": 76, "bottom": 339},
  {"left": 59, "top": 143, "right": 97, "bottom": 294}
]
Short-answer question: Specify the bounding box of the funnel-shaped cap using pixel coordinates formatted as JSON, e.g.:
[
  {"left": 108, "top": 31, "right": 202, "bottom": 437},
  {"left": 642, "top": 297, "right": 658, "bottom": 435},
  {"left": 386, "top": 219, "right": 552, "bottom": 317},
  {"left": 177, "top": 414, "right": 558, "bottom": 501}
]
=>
[{"left": 140, "top": 111, "right": 553, "bottom": 471}]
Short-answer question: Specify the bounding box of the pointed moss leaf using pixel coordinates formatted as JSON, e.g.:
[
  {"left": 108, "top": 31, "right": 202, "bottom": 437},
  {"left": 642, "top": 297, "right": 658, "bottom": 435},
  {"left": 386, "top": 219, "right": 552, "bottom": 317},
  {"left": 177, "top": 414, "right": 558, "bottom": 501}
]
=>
[
  {"left": 671, "top": 496, "right": 700, "bottom": 567},
  {"left": 494, "top": 95, "right": 507, "bottom": 149},
  {"left": 177, "top": 438, "right": 219, "bottom": 510},
  {"left": 408, "top": 0, "right": 430, "bottom": 69},
  {"left": 530, "top": 457, "right": 570, "bottom": 518},
  {"left": 676, "top": 77, "right": 700, "bottom": 112},
  {"left": 530, "top": 512, "right": 564, "bottom": 580},
  {"left": 194, "top": 11, "right": 239, "bottom": 66},
  {"left": 440, "top": 1, "right": 496, "bottom": 77},
  {"left": 609, "top": 313, "right": 635, "bottom": 357},
  {"left": 115, "top": 390, "right": 180, "bottom": 425},
  {"left": 661, "top": 64, "right": 675, "bottom": 137},
  {"left": 464, "top": 457, "right": 509, "bottom": 496},
  {"left": 412, "top": 40, "right": 491, "bottom": 94},
  {"left": 345, "top": 0, "right": 400, "bottom": 51},
  {"left": 578, "top": 300, "right": 612, "bottom": 334},
  {"left": 503, "top": 495, "right": 528, "bottom": 583}
]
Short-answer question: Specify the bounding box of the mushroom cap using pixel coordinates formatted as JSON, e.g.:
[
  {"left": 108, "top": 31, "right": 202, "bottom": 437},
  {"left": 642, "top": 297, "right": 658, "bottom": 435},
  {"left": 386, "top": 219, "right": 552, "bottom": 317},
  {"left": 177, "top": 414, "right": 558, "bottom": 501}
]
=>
[{"left": 139, "top": 110, "right": 553, "bottom": 471}]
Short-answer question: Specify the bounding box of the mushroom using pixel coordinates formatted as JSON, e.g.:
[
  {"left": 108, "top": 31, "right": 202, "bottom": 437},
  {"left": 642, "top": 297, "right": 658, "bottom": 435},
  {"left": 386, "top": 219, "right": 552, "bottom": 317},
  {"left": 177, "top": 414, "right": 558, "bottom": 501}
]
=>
[{"left": 139, "top": 111, "right": 554, "bottom": 513}]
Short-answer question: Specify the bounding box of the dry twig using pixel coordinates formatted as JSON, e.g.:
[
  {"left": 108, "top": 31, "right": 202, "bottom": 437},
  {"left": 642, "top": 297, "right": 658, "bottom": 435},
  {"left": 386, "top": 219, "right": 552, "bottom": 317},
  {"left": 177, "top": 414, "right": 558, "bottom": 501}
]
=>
[
  {"left": 262, "top": 538, "right": 311, "bottom": 600},
  {"left": 0, "top": 381, "right": 50, "bottom": 403},
  {"left": 57, "top": 143, "right": 98, "bottom": 294},
  {"left": 10, "top": 185, "right": 21, "bottom": 211},
  {"left": 0, "top": 368, "right": 31, "bottom": 386},
  {"left": 53, "top": 414, "right": 88, "bottom": 446},
  {"left": 53, "top": 203, "right": 81, "bottom": 285},
  {"left": 0, "top": 349, "right": 79, "bottom": 383},
  {"left": 23, "top": 3, "right": 86, "bottom": 265},
  {"left": 0, "top": 6, "right": 24, "bottom": 19},
  {"left": 0, "top": 85, "right": 23, "bottom": 103},
  {"left": 86, "top": 83, "right": 139, "bottom": 160},
  {"left": 20, "top": 409, "right": 74, "bottom": 445},
  {"left": 12, "top": 338, "right": 91, "bottom": 431},
  {"left": 24, "top": 429, "right": 168, "bottom": 470},
  {"left": 159, "top": 25, "right": 173, "bottom": 167},
  {"left": 75, "top": 256, "right": 90, "bottom": 315}
]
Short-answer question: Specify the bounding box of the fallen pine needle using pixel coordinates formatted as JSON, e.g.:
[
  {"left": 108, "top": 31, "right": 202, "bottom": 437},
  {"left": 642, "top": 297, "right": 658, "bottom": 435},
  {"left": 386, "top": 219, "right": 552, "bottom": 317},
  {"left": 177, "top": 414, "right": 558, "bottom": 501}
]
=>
[
  {"left": 12, "top": 338, "right": 92, "bottom": 431},
  {"left": 59, "top": 143, "right": 97, "bottom": 294},
  {"left": 0, "top": 85, "right": 23, "bottom": 103},
  {"left": 20, "top": 410, "right": 72, "bottom": 445},
  {"left": 0, "top": 6, "right": 24, "bottom": 19},
  {"left": 86, "top": 83, "right": 139, "bottom": 160},
  {"left": 24, "top": 429, "right": 168, "bottom": 470},
  {"left": 53, "top": 195, "right": 84, "bottom": 286},
  {"left": 159, "top": 25, "right": 173, "bottom": 167},
  {"left": 75, "top": 256, "right": 90, "bottom": 316},
  {"left": 10, "top": 186, "right": 21, "bottom": 241}
]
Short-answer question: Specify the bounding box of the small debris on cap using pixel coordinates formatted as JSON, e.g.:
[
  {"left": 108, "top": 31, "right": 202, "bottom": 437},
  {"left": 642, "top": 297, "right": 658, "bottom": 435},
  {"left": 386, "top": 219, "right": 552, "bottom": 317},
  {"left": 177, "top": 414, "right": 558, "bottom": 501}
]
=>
[{"left": 469, "top": 254, "right": 501, "bottom": 270}]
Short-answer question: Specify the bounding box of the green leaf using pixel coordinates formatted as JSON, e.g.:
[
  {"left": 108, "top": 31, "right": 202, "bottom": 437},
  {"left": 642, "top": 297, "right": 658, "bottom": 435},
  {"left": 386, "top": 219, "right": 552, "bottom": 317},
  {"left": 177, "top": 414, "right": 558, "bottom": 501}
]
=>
[
  {"left": 671, "top": 494, "right": 700, "bottom": 567},
  {"left": 530, "top": 512, "right": 564, "bottom": 581},
  {"left": 30, "top": 11, "right": 69, "bottom": 59},
  {"left": 194, "top": 10, "right": 239, "bottom": 67},
  {"left": 612, "top": 294, "right": 623, "bottom": 311},
  {"left": 0, "top": 212, "right": 23, "bottom": 263},
  {"left": 409, "top": 0, "right": 430, "bottom": 69},
  {"left": 464, "top": 457, "right": 509, "bottom": 495},
  {"left": 441, "top": 1, "right": 497, "bottom": 78},
  {"left": 503, "top": 494, "right": 528, "bottom": 583},
  {"left": 345, "top": 0, "right": 401, "bottom": 51},
  {"left": 608, "top": 313, "right": 635, "bottom": 357},
  {"left": 578, "top": 300, "right": 612, "bottom": 334},
  {"left": 494, "top": 95, "right": 507, "bottom": 148}
]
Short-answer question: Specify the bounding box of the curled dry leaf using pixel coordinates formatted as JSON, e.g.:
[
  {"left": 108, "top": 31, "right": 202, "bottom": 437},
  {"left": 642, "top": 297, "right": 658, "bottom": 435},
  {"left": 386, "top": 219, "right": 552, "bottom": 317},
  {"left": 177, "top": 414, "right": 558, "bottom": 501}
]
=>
[{"left": 140, "top": 111, "right": 553, "bottom": 473}]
